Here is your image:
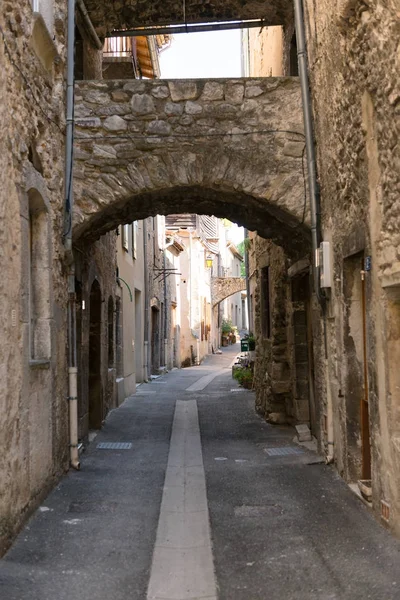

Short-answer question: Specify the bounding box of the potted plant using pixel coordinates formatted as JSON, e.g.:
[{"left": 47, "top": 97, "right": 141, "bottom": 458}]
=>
[
  {"left": 221, "top": 318, "right": 233, "bottom": 346},
  {"left": 247, "top": 333, "right": 256, "bottom": 351},
  {"left": 233, "top": 366, "right": 254, "bottom": 389}
]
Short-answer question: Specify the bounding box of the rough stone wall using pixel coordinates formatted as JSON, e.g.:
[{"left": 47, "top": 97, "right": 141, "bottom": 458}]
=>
[
  {"left": 74, "top": 233, "right": 118, "bottom": 439},
  {"left": 73, "top": 77, "right": 308, "bottom": 254},
  {"left": 304, "top": 0, "right": 400, "bottom": 533},
  {"left": 0, "top": 2, "right": 68, "bottom": 554},
  {"left": 211, "top": 277, "right": 246, "bottom": 308},
  {"left": 250, "top": 237, "right": 293, "bottom": 423}
]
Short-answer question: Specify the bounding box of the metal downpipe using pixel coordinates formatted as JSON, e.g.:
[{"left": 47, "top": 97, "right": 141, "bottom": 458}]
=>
[
  {"left": 143, "top": 219, "right": 149, "bottom": 382},
  {"left": 293, "top": 0, "right": 333, "bottom": 461},
  {"left": 244, "top": 228, "right": 252, "bottom": 331},
  {"left": 293, "top": 0, "right": 324, "bottom": 307},
  {"left": 65, "top": 0, "right": 79, "bottom": 469},
  {"left": 76, "top": 0, "right": 103, "bottom": 50}
]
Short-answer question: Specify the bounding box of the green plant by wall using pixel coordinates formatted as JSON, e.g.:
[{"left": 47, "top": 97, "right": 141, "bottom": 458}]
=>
[
  {"left": 233, "top": 366, "right": 253, "bottom": 389},
  {"left": 221, "top": 318, "right": 233, "bottom": 334}
]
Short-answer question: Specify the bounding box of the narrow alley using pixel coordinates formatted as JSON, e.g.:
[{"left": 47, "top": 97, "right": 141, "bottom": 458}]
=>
[{"left": 1, "top": 344, "right": 399, "bottom": 600}]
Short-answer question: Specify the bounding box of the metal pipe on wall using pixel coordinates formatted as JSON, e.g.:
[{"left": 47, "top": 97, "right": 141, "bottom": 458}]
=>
[
  {"left": 108, "top": 19, "right": 268, "bottom": 39},
  {"left": 293, "top": 0, "right": 324, "bottom": 306},
  {"left": 244, "top": 228, "right": 252, "bottom": 332},
  {"left": 293, "top": 0, "right": 333, "bottom": 462},
  {"left": 65, "top": 0, "right": 80, "bottom": 469},
  {"left": 76, "top": 0, "right": 103, "bottom": 50},
  {"left": 143, "top": 218, "right": 149, "bottom": 382}
]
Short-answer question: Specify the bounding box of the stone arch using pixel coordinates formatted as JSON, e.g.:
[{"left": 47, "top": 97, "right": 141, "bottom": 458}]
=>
[
  {"left": 73, "top": 78, "right": 310, "bottom": 257},
  {"left": 212, "top": 277, "right": 247, "bottom": 308}
]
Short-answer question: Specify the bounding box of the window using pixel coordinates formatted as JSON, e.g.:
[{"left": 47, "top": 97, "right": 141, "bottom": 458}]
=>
[
  {"left": 132, "top": 221, "right": 138, "bottom": 258},
  {"left": 121, "top": 224, "right": 129, "bottom": 251},
  {"left": 261, "top": 266, "right": 271, "bottom": 338},
  {"left": 28, "top": 189, "right": 51, "bottom": 360}
]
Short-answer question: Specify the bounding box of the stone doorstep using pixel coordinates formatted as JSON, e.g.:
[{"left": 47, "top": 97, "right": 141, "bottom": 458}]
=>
[
  {"left": 348, "top": 483, "right": 373, "bottom": 510},
  {"left": 295, "top": 423, "right": 312, "bottom": 442}
]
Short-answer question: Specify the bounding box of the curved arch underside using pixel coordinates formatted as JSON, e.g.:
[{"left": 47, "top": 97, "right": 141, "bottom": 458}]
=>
[
  {"left": 84, "top": 0, "right": 293, "bottom": 37},
  {"left": 74, "top": 185, "right": 310, "bottom": 257}
]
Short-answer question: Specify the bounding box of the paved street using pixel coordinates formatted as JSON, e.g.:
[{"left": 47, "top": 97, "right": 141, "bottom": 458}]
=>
[{"left": 1, "top": 344, "right": 399, "bottom": 600}]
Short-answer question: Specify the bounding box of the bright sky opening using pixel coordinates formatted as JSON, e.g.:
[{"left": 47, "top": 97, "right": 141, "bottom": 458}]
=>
[{"left": 159, "top": 29, "right": 245, "bottom": 244}]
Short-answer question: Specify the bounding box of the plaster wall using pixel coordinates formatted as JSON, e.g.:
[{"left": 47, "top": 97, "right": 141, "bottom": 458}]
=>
[{"left": 116, "top": 220, "right": 145, "bottom": 396}]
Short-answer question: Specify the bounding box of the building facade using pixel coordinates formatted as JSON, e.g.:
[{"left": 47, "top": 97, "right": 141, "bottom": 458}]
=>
[
  {"left": 243, "top": 2, "right": 400, "bottom": 533},
  {"left": 0, "top": 0, "right": 69, "bottom": 554}
]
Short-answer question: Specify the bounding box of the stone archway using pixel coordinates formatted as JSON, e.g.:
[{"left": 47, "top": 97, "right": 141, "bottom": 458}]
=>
[
  {"left": 73, "top": 77, "right": 310, "bottom": 256},
  {"left": 212, "top": 277, "right": 247, "bottom": 308}
]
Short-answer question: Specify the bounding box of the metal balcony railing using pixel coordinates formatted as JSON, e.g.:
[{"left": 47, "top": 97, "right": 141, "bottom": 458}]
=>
[{"left": 103, "top": 36, "right": 134, "bottom": 58}]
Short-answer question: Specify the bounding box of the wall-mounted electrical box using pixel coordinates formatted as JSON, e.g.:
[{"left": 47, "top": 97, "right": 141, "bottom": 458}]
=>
[{"left": 316, "top": 241, "right": 332, "bottom": 288}]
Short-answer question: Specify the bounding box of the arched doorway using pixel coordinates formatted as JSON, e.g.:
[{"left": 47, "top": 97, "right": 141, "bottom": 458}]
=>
[{"left": 89, "top": 279, "right": 103, "bottom": 429}]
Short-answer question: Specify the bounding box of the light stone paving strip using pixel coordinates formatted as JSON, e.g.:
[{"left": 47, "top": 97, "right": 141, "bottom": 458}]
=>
[
  {"left": 147, "top": 400, "right": 217, "bottom": 600},
  {"left": 185, "top": 360, "right": 237, "bottom": 392}
]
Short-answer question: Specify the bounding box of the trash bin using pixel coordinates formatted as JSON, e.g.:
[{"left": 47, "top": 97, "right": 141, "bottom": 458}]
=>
[{"left": 240, "top": 339, "right": 249, "bottom": 352}]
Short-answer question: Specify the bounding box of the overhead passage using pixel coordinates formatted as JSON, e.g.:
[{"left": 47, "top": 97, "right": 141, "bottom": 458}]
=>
[{"left": 82, "top": 0, "right": 293, "bottom": 38}]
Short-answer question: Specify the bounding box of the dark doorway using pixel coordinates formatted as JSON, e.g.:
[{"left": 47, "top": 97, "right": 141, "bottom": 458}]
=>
[
  {"left": 289, "top": 33, "right": 299, "bottom": 76},
  {"left": 135, "top": 290, "right": 142, "bottom": 382},
  {"left": 89, "top": 279, "right": 103, "bottom": 430},
  {"left": 151, "top": 306, "right": 160, "bottom": 374},
  {"left": 291, "top": 273, "right": 316, "bottom": 431},
  {"left": 343, "top": 253, "right": 371, "bottom": 481}
]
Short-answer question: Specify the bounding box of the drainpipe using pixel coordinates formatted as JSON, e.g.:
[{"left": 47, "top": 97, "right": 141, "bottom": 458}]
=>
[
  {"left": 76, "top": 0, "right": 103, "bottom": 50},
  {"left": 163, "top": 248, "right": 168, "bottom": 369},
  {"left": 244, "top": 228, "right": 251, "bottom": 332},
  {"left": 143, "top": 218, "right": 149, "bottom": 382},
  {"left": 64, "top": 0, "right": 79, "bottom": 469},
  {"left": 293, "top": 0, "right": 324, "bottom": 307},
  {"left": 294, "top": 0, "right": 333, "bottom": 460}
]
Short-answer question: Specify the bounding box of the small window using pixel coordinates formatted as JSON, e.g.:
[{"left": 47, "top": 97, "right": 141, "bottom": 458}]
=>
[
  {"left": 261, "top": 266, "right": 271, "bottom": 339},
  {"left": 121, "top": 224, "right": 129, "bottom": 251},
  {"left": 132, "top": 221, "right": 138, "bottom": 258}
]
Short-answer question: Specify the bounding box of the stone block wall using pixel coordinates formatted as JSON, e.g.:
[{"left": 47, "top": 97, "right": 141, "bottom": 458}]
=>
[
  {"left": 73, "top": 77, "right": 307, "bottom": 252},
  {"left": 304, "top": 0, "right": 400, "bottom": 533},
  {"left": 0, "top": 2, "right": 68, "bottom": 554}
]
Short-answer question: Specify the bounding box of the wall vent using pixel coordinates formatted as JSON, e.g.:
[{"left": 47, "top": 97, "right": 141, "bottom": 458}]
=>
[{"left": 381, "top": 500, "right": 390, "bottom": 522}]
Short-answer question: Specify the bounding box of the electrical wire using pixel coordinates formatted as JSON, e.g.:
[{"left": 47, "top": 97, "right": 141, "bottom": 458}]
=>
[{"left": 0, "top": 24, "right": 65, "bottom": 135}]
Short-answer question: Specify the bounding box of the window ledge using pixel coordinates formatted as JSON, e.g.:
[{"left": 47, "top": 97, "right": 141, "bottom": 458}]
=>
[{"left": 29, "top": 359, "right": 51, "bottom": 370}]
